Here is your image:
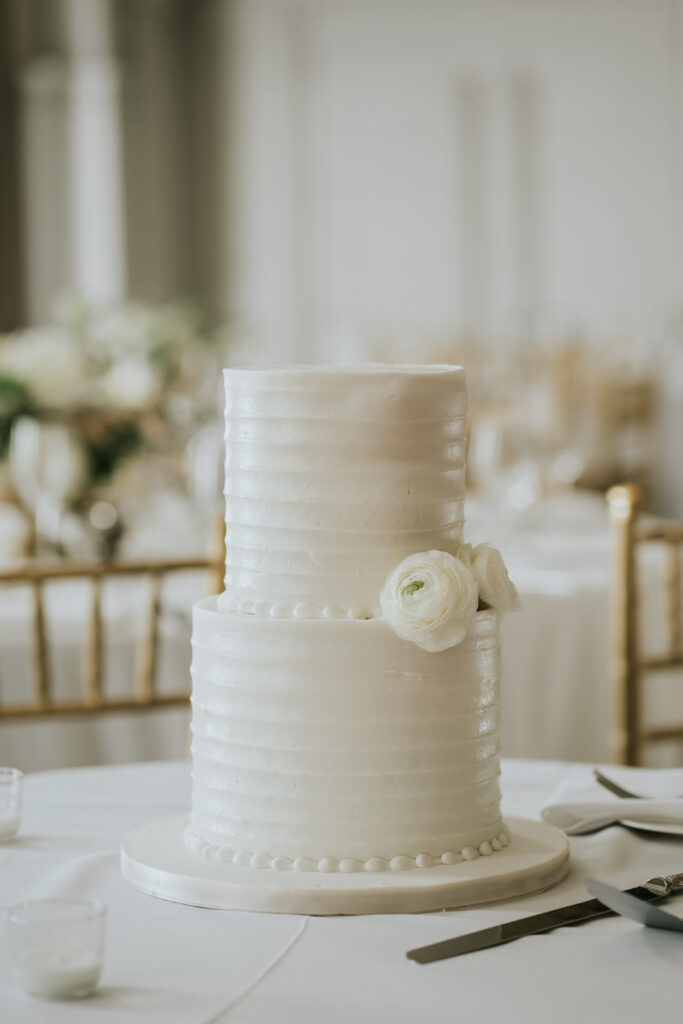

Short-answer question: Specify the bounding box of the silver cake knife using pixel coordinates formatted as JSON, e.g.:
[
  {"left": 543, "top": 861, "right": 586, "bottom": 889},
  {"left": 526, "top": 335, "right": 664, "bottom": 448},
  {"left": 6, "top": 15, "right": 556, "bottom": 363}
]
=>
[{"left": 406, "top": 872, "right": 683, "bottom": 964}]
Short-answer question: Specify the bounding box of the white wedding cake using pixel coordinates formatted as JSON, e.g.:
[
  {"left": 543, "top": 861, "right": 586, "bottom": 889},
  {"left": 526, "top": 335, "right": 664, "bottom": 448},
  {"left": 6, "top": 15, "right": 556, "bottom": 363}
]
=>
[{"left": 186, "top": 365, "right": 519, "bottom": 874}]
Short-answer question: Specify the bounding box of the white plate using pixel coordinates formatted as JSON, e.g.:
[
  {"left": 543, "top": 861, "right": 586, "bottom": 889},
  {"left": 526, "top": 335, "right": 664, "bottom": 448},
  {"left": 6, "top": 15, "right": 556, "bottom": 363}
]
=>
[{"left": 622, "top": 819, "right": 683, "bottom": 837}]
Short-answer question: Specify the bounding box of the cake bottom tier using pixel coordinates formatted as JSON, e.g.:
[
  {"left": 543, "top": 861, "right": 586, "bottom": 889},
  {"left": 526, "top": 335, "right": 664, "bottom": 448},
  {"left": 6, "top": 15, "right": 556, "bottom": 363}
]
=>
[{"left": 188, "top": 598, "right": 507, "bottom": 872}]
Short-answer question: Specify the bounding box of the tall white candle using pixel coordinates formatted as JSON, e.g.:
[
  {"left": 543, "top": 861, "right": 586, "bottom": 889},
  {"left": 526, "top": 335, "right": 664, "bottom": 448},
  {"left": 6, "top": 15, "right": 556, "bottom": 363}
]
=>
[
  {"left": 13, "top": 944, "right": 102, "bottom": 999},
  {"left": 0, "top": 768, "right": 22, "bottom": 842},
  {"left": 0, "top": 810, "right": 20, "bottom": 842}
]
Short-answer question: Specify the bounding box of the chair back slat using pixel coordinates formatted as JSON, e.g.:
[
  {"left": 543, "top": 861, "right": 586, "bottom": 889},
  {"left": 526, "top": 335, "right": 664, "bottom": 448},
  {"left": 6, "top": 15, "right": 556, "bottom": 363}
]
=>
[
  {"left": 30, "top": 578, "right": 50, "bottom": 711},
  {"left": 85, "top": 575, "right": 103, "bottom": 707},
  {"left": 0, "top": 693, "right": 190, "bottom": 719},
  {"left": 665, "top": 543, "right": 681, "bottom": 660},
  {"left": 137, "top": 573, "right": 161, "bottom": 703},
  {"left": 637, "top": 522, "right": 683, "bottom": 543},
  {"left": 208, "top": 517, "right": 226, "bottom": 596}
]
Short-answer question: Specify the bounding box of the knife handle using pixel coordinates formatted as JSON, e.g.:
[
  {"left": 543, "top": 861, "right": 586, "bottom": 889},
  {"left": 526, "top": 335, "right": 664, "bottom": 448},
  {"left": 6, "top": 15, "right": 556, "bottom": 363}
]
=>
[{"left": 642, "top": 873, "right": 683, "bottom": 896}]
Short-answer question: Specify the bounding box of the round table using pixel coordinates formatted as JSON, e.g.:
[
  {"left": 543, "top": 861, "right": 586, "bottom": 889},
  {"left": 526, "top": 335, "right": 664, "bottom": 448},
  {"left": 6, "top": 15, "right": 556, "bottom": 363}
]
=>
[{"left": 1, "top": 759, "right": 682, "bottom": 1022}]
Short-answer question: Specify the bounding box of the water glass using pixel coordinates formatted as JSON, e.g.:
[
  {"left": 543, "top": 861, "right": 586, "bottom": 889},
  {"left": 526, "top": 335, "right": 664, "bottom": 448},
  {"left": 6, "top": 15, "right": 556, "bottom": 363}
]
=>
[
  {"left": 7, "top": 900, "right": 107, "bottom": 1000},
  {"left": 0, "top": 767, "right": 22, "bottom": 842},
  {"left": 9, "top": 417, "right": 87, "bottom": 554}
]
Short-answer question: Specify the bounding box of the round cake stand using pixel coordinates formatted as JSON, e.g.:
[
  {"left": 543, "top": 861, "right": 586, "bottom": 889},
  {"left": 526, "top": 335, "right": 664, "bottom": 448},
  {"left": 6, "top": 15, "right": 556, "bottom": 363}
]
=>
[{"left": 121, "top": 815, "right": 569, "bottom": 916}]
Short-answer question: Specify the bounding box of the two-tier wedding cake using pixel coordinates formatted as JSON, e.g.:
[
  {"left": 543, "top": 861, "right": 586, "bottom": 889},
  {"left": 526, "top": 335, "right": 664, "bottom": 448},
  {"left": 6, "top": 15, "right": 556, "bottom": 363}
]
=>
[{"left": 185, "top": 365, "right": 521, "bottom": 874}]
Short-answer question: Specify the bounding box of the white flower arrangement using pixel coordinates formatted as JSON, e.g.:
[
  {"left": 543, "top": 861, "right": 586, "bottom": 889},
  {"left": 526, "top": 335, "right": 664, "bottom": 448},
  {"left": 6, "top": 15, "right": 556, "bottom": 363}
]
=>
[
  {"left": 0, "top": 296, "right": 221, "bottom": 489},
  {"left": 0, "top": 327, "right": 87, "bottom": 409},
  {"left": 380, "top": 544, "right": 519, "bottom": 652}
]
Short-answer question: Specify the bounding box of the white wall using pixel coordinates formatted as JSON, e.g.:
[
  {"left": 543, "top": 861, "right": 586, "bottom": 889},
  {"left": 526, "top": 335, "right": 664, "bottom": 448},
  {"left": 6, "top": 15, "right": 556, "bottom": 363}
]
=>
[
  {"left": 19, "top": 0, "right": 683, "bottom": 357},
  {"left": 227, "top": 0, "right": 683, "bottom": 361}
]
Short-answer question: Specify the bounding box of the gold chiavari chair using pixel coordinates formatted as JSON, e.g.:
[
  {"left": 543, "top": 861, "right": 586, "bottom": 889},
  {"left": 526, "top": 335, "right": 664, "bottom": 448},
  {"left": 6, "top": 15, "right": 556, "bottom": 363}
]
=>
[
  {"left": 0, "top": 520, "right": 225, "bottom": 721},
  {"left": 607, "top": 484, "right": 683, "bottom": 765}
]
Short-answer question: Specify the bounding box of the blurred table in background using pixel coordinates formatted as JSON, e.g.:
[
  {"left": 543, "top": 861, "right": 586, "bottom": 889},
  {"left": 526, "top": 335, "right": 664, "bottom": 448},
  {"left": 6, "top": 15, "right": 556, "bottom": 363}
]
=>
[
  {"left": 0, "top": 494, "right": 213, "bottom": 773},
  {"left": 0, "top": 569, "right": 205, "bottom": 774},
  {"left": 1, "top": 486, "right": 679, "bottom": 772},
  {"left": 468, "top": 488, "right": 683, "bottom": 766},
  {"left": 468, "top": 489, "right": 613, "bottom": 763}
]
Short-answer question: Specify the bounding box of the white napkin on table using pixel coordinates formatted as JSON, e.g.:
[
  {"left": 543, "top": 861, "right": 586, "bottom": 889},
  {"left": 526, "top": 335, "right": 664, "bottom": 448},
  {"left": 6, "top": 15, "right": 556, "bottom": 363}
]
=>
[{"left": 540, "top": 767, "right": 683, "bottom": 835}]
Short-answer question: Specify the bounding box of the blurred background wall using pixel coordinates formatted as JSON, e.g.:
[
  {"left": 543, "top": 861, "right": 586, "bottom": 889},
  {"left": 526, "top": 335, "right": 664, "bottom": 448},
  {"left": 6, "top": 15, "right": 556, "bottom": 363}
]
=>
[
  {"left": 1, "top": 0, "right": 682, "bottom": 770},
  {"left": 1, "top": 0, "right": 682, "bottom": 508},
  {"left": 0, "top": 0, "right": 230, "bottom": 326}
]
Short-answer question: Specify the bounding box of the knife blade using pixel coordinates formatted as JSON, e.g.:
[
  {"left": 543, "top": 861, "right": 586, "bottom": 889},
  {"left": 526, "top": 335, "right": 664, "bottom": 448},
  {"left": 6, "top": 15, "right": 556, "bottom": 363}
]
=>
[
  {"left": 585, "top": 878, "right": 683, "bottom": 933},
  {"left": 406, "top": 884, "right": 663, "bottom": 964}
]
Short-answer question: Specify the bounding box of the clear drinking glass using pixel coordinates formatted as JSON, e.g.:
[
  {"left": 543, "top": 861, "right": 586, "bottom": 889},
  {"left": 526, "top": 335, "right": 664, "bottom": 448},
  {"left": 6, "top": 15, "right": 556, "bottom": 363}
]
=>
[
  {"left": 8, "top": 418, "right": 87, "bottom": 554},
  {"left": 0, "top": 767, "right": 22, "bottom": 842},
  {"left": 7, "top": 900, "right": 107, "bottom": 1000}
]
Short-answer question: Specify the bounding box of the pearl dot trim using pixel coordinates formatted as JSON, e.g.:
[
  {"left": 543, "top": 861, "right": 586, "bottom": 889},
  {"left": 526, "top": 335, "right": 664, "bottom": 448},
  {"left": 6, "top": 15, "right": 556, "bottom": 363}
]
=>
[
  {"left": 184, "top": 827, "right": 512, "bottom": 873},
  {"left": 216, "top": 591, "right": 380, "bottom": 621},
  {"left": 441, "top": 850, "right": 463, "bottom": 865}
]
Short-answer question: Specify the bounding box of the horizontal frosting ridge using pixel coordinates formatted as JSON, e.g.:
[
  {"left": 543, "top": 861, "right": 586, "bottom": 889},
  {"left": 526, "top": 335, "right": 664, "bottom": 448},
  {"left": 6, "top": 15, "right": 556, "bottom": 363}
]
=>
[
  {"left": 221, "top": 365, "right": 468, "bottom": 614},
  {"left": 189, "top": 599, "right": 504, "bottom": 864}
]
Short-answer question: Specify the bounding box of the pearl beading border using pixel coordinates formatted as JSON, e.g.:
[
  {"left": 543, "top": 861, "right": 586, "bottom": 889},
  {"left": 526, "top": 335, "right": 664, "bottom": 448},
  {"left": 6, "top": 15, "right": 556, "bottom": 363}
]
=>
[
  {"left": 184, "top": 825, "right": 511, "bottom": 872},
  {"left": 217, "top": 590, "right": 378, "bottom": 621}
]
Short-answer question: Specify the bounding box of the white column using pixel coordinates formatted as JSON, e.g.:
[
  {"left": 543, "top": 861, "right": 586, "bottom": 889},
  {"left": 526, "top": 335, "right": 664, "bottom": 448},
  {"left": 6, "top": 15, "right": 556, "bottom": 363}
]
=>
[
  {"left": 67, "top": 54, "right": 126, "bottom": 304},
  {"left": 20, "top": 57, "right": 72, "bottom": 324},
  {"left": 509, "top": 75, "right": 541, "bottom": 341},
  {"left": 455, "top": 78, "right": 489, "bottom": 337},
  {"left": 19, "top": 0, "right": 125, "bottom": 322},
  {"left": 65, "top": 0, "right": 125, "bottom": 305}
]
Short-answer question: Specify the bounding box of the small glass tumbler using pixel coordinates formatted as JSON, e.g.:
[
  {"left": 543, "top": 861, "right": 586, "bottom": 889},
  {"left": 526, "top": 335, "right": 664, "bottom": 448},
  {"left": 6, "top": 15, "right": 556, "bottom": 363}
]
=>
[
  {"left": 0, "top": 767, "right": 22, "bottom": 842},
  {"left": 7, "top": 900, "right": 107, "bottom": 1000}
]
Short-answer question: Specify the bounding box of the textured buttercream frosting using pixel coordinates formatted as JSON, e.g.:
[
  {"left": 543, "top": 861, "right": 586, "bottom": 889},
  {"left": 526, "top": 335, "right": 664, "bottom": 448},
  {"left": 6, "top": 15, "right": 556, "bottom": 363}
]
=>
[
  {"left": 189, "top": 600, "right": 504, "bottom": 867},
  {"left": 220, "top": 365, "right": 467, "bottom": 617},
  {"left": 187, "top": 364, "right": 509, "bottom": 873}
]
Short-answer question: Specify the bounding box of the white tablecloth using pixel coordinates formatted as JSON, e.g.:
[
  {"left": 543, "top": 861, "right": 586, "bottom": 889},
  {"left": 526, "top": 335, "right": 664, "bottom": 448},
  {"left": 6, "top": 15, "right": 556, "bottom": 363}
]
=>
[{"left": 1, "top": 759, "right": 682, "bottom": 1023}]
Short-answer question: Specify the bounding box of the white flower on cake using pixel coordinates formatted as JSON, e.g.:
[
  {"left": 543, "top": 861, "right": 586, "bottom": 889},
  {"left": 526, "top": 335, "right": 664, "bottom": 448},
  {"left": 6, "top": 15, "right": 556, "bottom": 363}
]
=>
[
  {"left": 379, "top": 550, "right": 479, "bottom": 652},
  {"left": 468, "top": 543, "right": 521, "bottom": 612}
]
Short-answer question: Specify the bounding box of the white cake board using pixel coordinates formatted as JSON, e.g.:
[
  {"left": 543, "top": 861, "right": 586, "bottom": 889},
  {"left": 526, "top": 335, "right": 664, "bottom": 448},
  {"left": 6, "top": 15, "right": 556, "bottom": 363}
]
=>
[{"left": 121, "top": 815, "right": 569, "bottom": 916}]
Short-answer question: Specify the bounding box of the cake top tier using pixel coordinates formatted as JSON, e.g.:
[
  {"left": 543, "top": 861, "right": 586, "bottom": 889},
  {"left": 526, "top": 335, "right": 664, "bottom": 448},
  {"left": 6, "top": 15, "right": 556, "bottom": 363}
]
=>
[{"left": 220, "top": 364, "right": 468, "bottom": 619}]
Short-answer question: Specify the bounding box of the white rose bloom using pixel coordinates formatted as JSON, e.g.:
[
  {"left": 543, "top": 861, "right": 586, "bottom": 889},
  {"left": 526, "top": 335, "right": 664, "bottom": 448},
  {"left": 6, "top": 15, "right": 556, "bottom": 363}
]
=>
[
  {"left": 380, "top": 550, "right": 479, "bottom": 653},
  {"left": 0, "top": 328, "right": 86, "bottom": 408},
  {"left": 102, "top": 357, "right": 159, "bottom": 410},
  {"left": 471, "top": 543, "right": 521, "bottom": 612}
]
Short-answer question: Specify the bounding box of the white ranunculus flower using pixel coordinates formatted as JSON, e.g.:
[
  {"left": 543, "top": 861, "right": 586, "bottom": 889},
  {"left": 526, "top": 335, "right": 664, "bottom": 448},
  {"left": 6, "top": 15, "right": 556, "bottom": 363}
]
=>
[
  {"left": 470, "top": 543, "right": 521, "bottom": 612},
  {"left": 380, "top": 550, "right": 479, "bottom": 652},
  {"left": 0, "top": 328, "right": 86, "bottom": 408},
  {"left": 456, "top": 542, "right": 474, "bottom": 567}
]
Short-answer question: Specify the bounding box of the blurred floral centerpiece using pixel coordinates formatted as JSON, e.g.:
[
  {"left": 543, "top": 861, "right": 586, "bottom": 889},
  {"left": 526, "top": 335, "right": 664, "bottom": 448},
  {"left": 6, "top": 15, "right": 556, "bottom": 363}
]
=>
[{"left": 0, "top": 296, "right": 222, "bottom": 555}]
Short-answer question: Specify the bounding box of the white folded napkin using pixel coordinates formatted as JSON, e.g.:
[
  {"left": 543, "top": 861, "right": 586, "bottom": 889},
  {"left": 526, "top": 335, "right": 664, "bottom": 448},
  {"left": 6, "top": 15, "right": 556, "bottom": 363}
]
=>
[{"left": 540, "top": 767, "right": 683, "bottom": 835}]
